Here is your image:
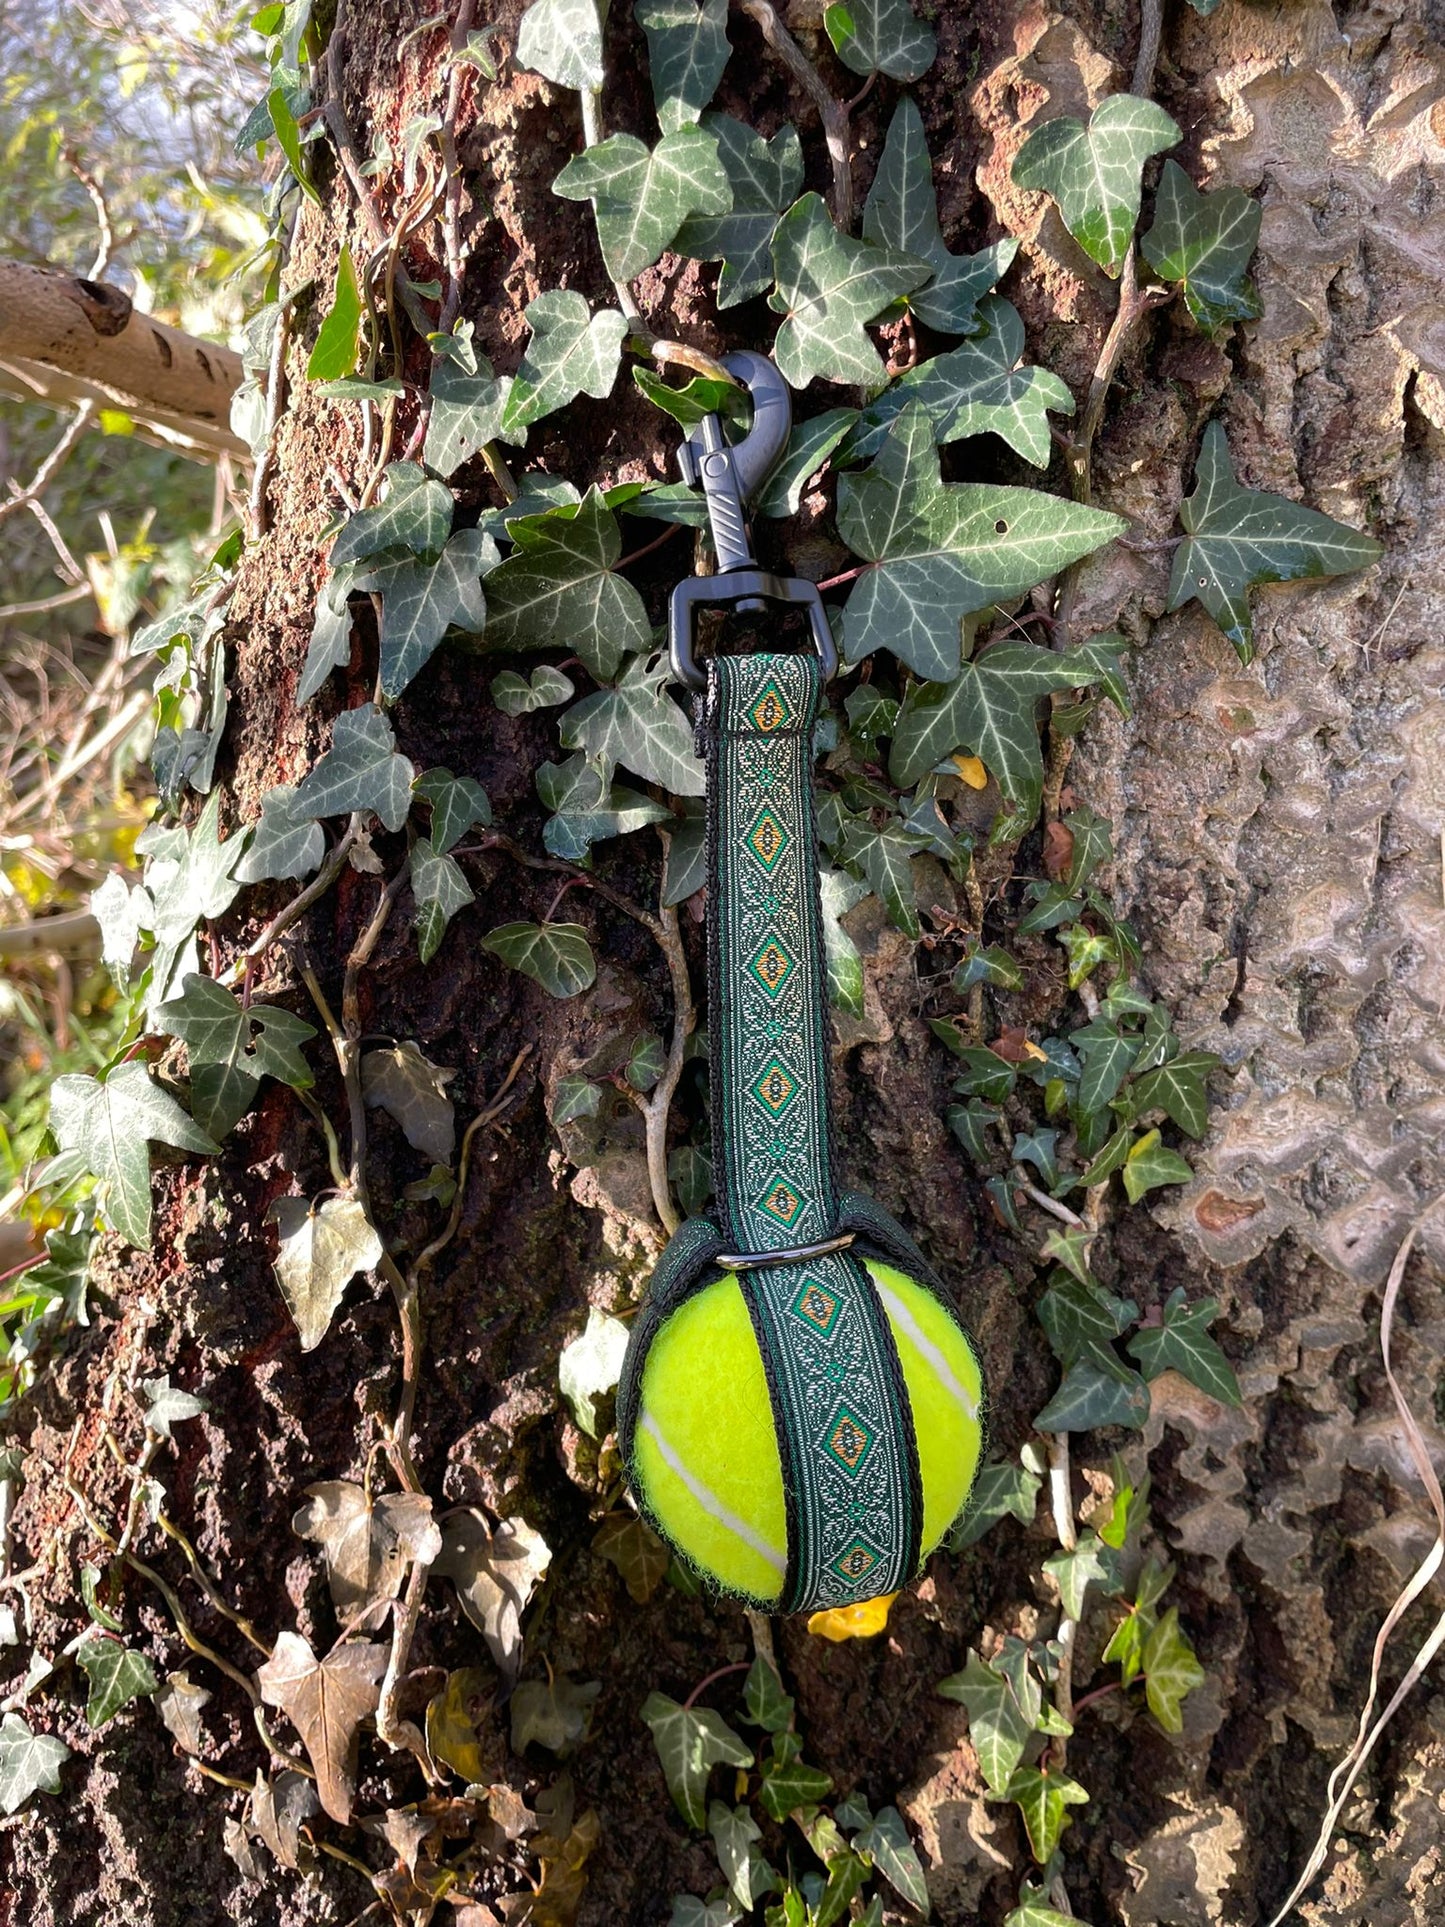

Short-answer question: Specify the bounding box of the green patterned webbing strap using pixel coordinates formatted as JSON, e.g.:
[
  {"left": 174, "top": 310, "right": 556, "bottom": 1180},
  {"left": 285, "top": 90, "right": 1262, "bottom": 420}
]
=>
[{"left": 706, "top": 651, "right": 922, "bottom": 1612}]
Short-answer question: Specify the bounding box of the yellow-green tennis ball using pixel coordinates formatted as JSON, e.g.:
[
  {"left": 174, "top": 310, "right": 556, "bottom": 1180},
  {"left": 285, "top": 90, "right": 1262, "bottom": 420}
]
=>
[{"left": 622, "top": 1260, "right": 984, "bottom": 1606}]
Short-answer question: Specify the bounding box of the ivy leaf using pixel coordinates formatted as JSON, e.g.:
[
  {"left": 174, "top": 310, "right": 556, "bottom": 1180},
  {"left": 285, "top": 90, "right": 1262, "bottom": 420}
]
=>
[
  {"left": 560, "top": 653, "right": 705, "bottom": 795},
  {"left": 559, "top": 1305, "right": 630, "bottom": 1436},
  {"left": 1043, "top": 1532, "right": 1117, "bottom": 1619},
  {"left": 141, "top": 789, "right": 249, "bottom": 945},
  {"left": 330, "top": 462, "right": 452, "bottom": 567},
  {"left": 267, "top": 1195, "right": 384, "bottom": 1351},
  {"left": 848, "top": 297, "right": 1074, "bottom": 468},
  {"left": 1141, "top": 1607, "right": 1206, "bottom": 1734},
  {"left": 1128, "top": 1049, "right": 1215, "bottom": 1138},
  {"left": 756, "top": 408, "right": 858, "bottom": 517},
  {"left": 757, "top": 1751, "right": 833, "bottom": 1822},
  {"left": 407, "top": 838, "right": 474, "bottom": 964},
  {"left": 1167, "top": 421, "right": 1382, "bottom": 663},
  {"left": 641, "top": 1692, "right": 754, "bottom": 1831},
  {"left": 361, "top": 1041, "right": 455, "bottom": 1164},
  {"left": 423, "top": 356, "right": 519, "bottom": 478},
  {"left": 1037, "top": 1276, "right": 1138, "bottom": 1366},
  {"left": 769, "top": 194, "right": 930, "bottom": 390},
  {"left": 0, "top": 1713, "right": 68, "bottom": 1815},
  {"left": 741, "top": 1655, "right": 794, "bottom": 1733},
  {"left": 413, "top": 768, "right": 492, "bottom": 853},
  {"left": 1121, "top": 1128, "right": 1194, "bottom": 1202},
  {"left": 634, "top": 366, "right": 742, "bottom": 428},
  {"left": 837, "top": 406, "right": 1123, "bottom": 681},
  {"left": 709, "top": 1801, "right": 778, "bottom": 1909},
  {"left": 481, "top": 922, "right": 597, "bottom": 998},
  {"left": 1063, "top": 803, "right": 1112, "bottom": 888},
  {"left": 156, "top": 973, "right": 316, "bottom": 1138},
  {"left": 77, "top": 1635, "right": 158, "bottom": 1727},
  {"left": 294, "top": 704, "right": 416, "bottom": 831},
  {"left": 864, "top": 97, "right": 1017, "bottom": 335},
  {"left": 266, "top": 82, "right": 319, "bottom": 203},
  {"left": 554, "top": 125, "right": 731, "bottom": 280},
  {"left": 91, "top": 872, "right": 151, "bottom": 986},
  {"left": 593, "top": 1513, "right": 669, "bottom": 1603},
  {"left": 510, "top": 1674, "right": 600, "bottom": 1756},
  {"left": 298, "top": 579, "right": 354, "bottom": 704},
  {"left": 1069, "top": 1018, "right": 1139, "bottom": 1114},
  {"left": 1141, "top": 161, "right": 1261, "bottom": 334},
  {"left": 433, "top": 1512, "right": 552, "bottom": 1680},
  {"left": 155, "top": 1672, "right": 212, "bottom": 1756},
  {"left": 1005, "top": 1762, "right": 1089, "bottom": 1864},
  {"left": 480, "top": 487, "right": 648, "bottom": 679},
  {"left": 853, "top": 1806, "right": 930, "bottom": 1913},
  {"left": 501, "top": 291, "right": 629, "bottom": 435},
  {"left": 837, "top": 817, "right": 928, "bottom": 938},
  {"left": 673, "top": 114, "right": 802, "bottom": 311},
  {"left": 950, "top": 1456, "right": 1041, "bottom": 1548},
  {"left": 234, "top": 784, "right": 325, "bottom": 884},
  {"left": 936, "top": 1651, "right": 1033, "bottom": 1798},
  {"left": 140, "top": 1374, "right": 209, "bottom": 1441},
  {"left": 292, "top": 1482, "right": 442, "bottom": 1620},
  {"left": 491, "top": 664, "right": 575, "bottom": 716},
  {"left": 353, "top": 527, "right": 493, "bottom": 698},
  {"left": 49, "top": 1063, "right": 218, "bottom": 1249},
  {"left": 1034, "top": 1348, "right": 1151, "bottom": 1432},
  {"left": 256, "top": 1630, "right": 388, "bottom": 1824},
  {"left": 306, "top": 244, "right": 363, "bottom": 382},
  {"left": 818, "top": 865, "right": 868, "bottom": 1015},
  {"left": 515, "top": 0, "right": 604, "bottom": 89},
  {"left": 638, "top": 0, "right": 730, "bottom": 132},
  {"left": 1005, "top": 1890, "right": 1083, "bottom": 1927},
  {"left": 538, "top": 754, "right": 671, "bottom": 861},
  {"left": 1127, "top": 1288, "right": 1242, "bottom": 1406},
  {"left": 670, "top": 1900, "right": 740, "bottom": 1927},
  {"left": 663, "top": 805, "right": 706, "bottom": 906},
  {"left": 888, "top": 636, "right": 1127, "bottom": 813},
  {"left": 1011, "top": 95, "right": 1180, "bottom": 276},
  {"left": 825, "top": 0, "right": 935, "bottom": 81}
]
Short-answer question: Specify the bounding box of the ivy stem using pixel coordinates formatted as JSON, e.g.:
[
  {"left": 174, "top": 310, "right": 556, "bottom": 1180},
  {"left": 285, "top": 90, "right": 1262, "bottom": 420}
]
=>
[
  {"left": 733, "top": 0, "right": 854, "bottom": 229},
  {"left": 683, "top": 1660, "right": 750, "bottom": 1710},
  {"left": 580, "top": 84, "right": 647, "bottom": 330},
  {"left": 227, "top": 815, "right": 361, "bottom": 986},
  {"left": 1046, "top": 1429, "right": 1078, "bottom": 1760},
  {"left": 1132, "top": 0, "right": 1165, "bottom": 96},
  {"left": 1069, "top": 1678, "right": 1122, "bottom": 1720},
  {"left": 616, "top": 521, "right": 687, "bottom": 571},
  {"left": 815, "top": 564, "right": 865, "bottom": 592},
  {"left": 375, "top": 1556, "right": 440, "bottom": 1775}
]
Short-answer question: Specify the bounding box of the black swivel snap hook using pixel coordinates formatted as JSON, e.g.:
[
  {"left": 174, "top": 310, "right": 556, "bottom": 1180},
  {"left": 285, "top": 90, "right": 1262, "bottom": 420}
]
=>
[{"left": 668, "top": 351, "right": 839, "bottom": 692}]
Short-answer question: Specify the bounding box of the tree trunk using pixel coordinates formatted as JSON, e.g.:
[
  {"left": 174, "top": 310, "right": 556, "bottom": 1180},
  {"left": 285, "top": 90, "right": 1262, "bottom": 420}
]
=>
[{"left": 9, "top": 3, "right": 1445, "bottom": 1925}]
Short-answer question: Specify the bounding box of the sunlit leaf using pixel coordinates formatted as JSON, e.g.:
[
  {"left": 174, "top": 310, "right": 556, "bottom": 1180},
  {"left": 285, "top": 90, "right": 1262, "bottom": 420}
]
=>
[
  {"left": 559, "top": 1306, "right": 629, "bottom": 1436},
  {"left": 330, "top": 461, "right": 453, "bottom": 567},
  {"left": 479, "top": 487, "right": 649, "bottom": 679},
  {"left": 501, "top": 290, "right": 629, "bottom": 434},
  {"left": 515, "top": 0, "right": 604, "bottom": 89},
  {"left": 1004, "top": 1761, "right": 1089, "bottom": 1863},
  {"left": 267, "top": 1195, "right": 384, "bottom": 1351},
  {"left": 408, "top": 837, "right": 474, "bottom": 963},
  {"left": 77, "top": 1635, "right": 158, "bottom": 1727},
  {"left": 560, "top": 652, "right": 705, "bottom": 795},
  {"left": 234, "top": 783, "right": 325, "bottom": 883},
  {"left": 49, "top": 1063, "right": 217, "bottom": 1249},
  {"left": 491, "top": 664, "right": 575, "bottom": 716},
  {"left": 424, "top": 354, "right": 519, "bottom": 477},
  {"left": 1012, "top": 94, "right": 1180, "bottom": 275},
  {"left": 1141, "top": 1606, "right": 1206, "bottom": 1733},
  {"left": 306, "top": 244, "right": 363, "bottom": 381},
  {"left": 936, "top": 1650, "right": 1034, "bottom": 1797},
  {"left": 0, "top": 1713, "right": 68, "bottom": 1815},
  {"left": 256, "top": 1630, "right": 387, "bottom": 1824},
  {"left": 769, "top": 193, "right": 929, "bottom": 390},
  {"left": 354, "top": 527, "right": 494, "bottom": 699},
  {"left": 154, "top": 1671, "right": 211, "bottom": 1756},
  {"left": 1141, "top": 160, "right": 1261, "bottom": 334},
  {"left": 825, "top": 0, "right": 935, "bottom": 81},
  {"left": 676, "top": 113, "right": 803, "bottom": 308},
  {"left": 294, "top": 703, "right": 416, "bottom": 831},
  {"left": 292, "top": 1481, "right": 442, "bottom": 1619},
  {"left": 638, "top": 0, "right": 730, "bottom": 131},
  {"left": 433, "top": 1510, "right": 552, "bottom": 1680},
  {"left": 709, "top": 1801, "right": 778, "bottom": 1910},
  {"left": 413, "top": 767, "right": 492, "bottom": 852},
  {"left": 555, "top": 124, "right": 731, "bottom": 280},
  {"left": 853, "top": 1805, "right": 930, "bottom": 1914}
]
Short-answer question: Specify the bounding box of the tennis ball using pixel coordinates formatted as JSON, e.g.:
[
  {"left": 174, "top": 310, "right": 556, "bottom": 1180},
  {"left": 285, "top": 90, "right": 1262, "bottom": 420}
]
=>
[{"left": 620, "top": 1258, "right": 984, "bottom": 1607}]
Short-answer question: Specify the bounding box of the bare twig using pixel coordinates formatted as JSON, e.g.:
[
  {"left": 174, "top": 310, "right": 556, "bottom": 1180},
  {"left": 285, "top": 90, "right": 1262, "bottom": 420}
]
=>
[
  {"left": 732, "top": 0, "right": 853, "bottom": 228},
  {"left": 0, "top": 402, "right": 96, "bottom": 532},
  {"left": 247, "top": 294, "right": 293, "bottom": 538},
  {"left": 64, "top": 148, "right": 115, "bottom": 278},
  {"left": 0, "top": 583, "right": 92, "bottom": 624}
]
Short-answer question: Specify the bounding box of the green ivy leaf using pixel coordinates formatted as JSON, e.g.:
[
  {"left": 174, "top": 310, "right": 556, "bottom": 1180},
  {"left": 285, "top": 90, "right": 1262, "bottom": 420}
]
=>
[
  {"left": 838, "top": 405, "right": 1123, "bottom": 681},
  {"left": 0, "top": 1713, "right": 69, "bottom": 1815},
  {"left": 1005, "top": 1883, "right": 1084, "bottom": 1927},
  {"left": 267, "top": 82, "right": 320, "bottom": 203},
  {"left": 49, "top": 1063, "right": 218, "bottom": 1249},
  {"left": 936, "top": 1037, "right": 1016, "bottom": 1103},
  {"left": 1037, "top": 1276, "right": 1138, "bottom": 1366},
  {"left": 638, "top": 0, "right": 730, "bottom": 132},
  {"left": 627, "top": 1032, "right": 666, "bottom": 1091},
  {"left": 825, "top": 0, "right": 935, "bottom": 81},
  {"left": 140, "top": 789, "right": 250, "bottom": 945},
  {"left": 423, "top": 356, "right": 520, "bottom": 478},
  {"left": 954, "top": 943, "right": 1023, "bottom": 991},
  {"left": 769, "top": 193, "right": 929, "bottom": 390},
  {"left": 640, "top": 1692, "right": 754, "bottom": 1830},
  {"left": 1039, "top": 1225, "right": 1097, "bottom": 1289},
  {"left": 538, "top": 754, "right": 671, "bottom": 861},
  {"left": 950, "top": 1456, "right": 1041, "bottom": 1548},
  {"left": 355, "top": 526, "right": 495, "bottom": 698},
  {"left": 946, "top": 1098, "right": 1000, "bottom": 1166},
  {"left": 409, "top": 838, "right": 474, "bottom": 964},
  {"left": 1121, "top": 1127, "right": 1194, "bottom": 1202},
  {"left": 515, "top": 0, "right": 604, "bottom": 89},
  {"left": 298, "top": 576, "right": 354, "bottom": 703},
  {"left": 554, "top": 1074, "right": 603, "bottom": 1125},
  {"left": 1011, "top": 94, "right": 1180, "bottom": 276},
  {"left": 836, "top": 817, "right": 928, "bottom": 937},
  {"left": 1004, "top": 1762, "right": 1089, "bottom": 1864},
  {"left": 853, "top": 1805, "right": 930, "bottom": 1913},
  {"left": 936, "top": 1651, "right": 1034, "bottom": 1797},
  {"left": 560, "top": 652, "right": 705, "bottom": 794},
  {"left": 155, "top": 973, "right": 316, "bottom": 1139},
  {"left": 234, "top": 784, "right": 325, "bottom": 884},
  {"left": 1043, "top": 1531, "right": 1118, "bottom": 1619},
  {"left": 1034, "top": 1348, "right": 1150, "bottom": 1432},
  {"left": 1167, "top": 421, "right": 1382, "bottom": 663},
  {"left": 480, "top": 487, "right": 648, "bottom": 679},
  {"left": 1062, "top": 803, "right": 1112, "bottom": 888},
  {"left": 849, "top": 297, "right": 1070, "bottom": 469},
  {"left": 414, "top": 768, "right": 492, "bottom": 853},
  {"left": 663, "top": 805, "right": 707, "bottom": 906},
  {"left": 491, "top": 664, "right": 575, "bottom": 716},
  {"left": 1069, "top": 1017, "right": 1139, "bottom": 1113},
  {"left": 306, "top": 244, "right": 363, "bottom": 381},
  {"left": 676, "top": 113, "right": 804, "bottom": 309},
  {"left": 758, "top": 1750, "right": 833, "bottom": 1822},
  {"left": 501, "top": 291, "right": 629, "bottom": 435},
  {"left": 1127, "top": 1049, "right": 1215, "bottom": 1138},
  {"left": 818, "top": 865, "right": 868, "bottom": 1014},
  {"left": 294, "top": 703, "right": 417, "bottom": 831},
  {"left": 755, "top": 408, "right": 858, "bottom": 518},
  {"left": 863, "top": 96, "right": 1018, "bottom": 335},
  {"left": 741, "top": 1654, "right": 794, "bottom": 1733},
  {"left": 77, "top": 1636, "right": 159, "bottom": 1727},
  {"left": 633, "top": 366, "right": 743, "bottom": 428},
  {"left": 330, "top": 462, "right": 453, "bottom": 567},
  {"left": 888, "top": 636, "right": 1127, "bottom": 814},
  {"left": 1127, "top": 1287, "right": 1242, "bottom": 1406},
  {"left": 1141, "top": 1606, "right": 1206, "bottom": 1733},
  {"left": 481, "top": 922, "right": 597, "bottom": 998},
  {"left": 554, "top": 125, "right": 731, "bottom": 280},
  {"left": 710, "top": 1800, "right": 778, "bottom": 1909},
  {"left": 1141, "top": 160, "right": 1261, "bottom": 334},
  {"left": 140, "top": 1374, "right": 209, "bottom": 1440}
]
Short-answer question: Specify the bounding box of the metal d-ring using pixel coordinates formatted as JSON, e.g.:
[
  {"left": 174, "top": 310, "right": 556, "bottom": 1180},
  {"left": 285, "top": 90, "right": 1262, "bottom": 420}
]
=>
[{"left": 714, "top": 1232, "right": 858, "bottom": 1272}]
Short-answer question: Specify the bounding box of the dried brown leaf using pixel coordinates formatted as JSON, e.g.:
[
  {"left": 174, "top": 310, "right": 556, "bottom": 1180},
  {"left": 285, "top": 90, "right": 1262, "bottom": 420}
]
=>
[
  {"left": 426, "top": 1666, "right": 492, "bottom": 1786},
  {"left": 154, "top": 1670, "right": 210, "bottom": 1756},
  {"left": 256, "top": 1631, "right": 387, "bottom": 1823},
  {"left": 433, "top": 1510, "right": 552, "bottom": 1680},
  {"left": 292, "top": 1481, "right": 442, "bottom": 1620},
  {"left": 248, "top": 1768, "right": 319, "bottom": 1870}
]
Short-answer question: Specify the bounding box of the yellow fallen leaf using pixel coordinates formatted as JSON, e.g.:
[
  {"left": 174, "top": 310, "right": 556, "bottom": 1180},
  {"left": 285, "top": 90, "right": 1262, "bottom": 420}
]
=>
[
  {"left": 1021, "top": 1039, "right": 1048, "bottom": 1061},
  {"left": 807, "top": 1592, "right": 898, "bottom": 1642},
  {"left": 951, "top": 754, "right": 989, "bottom": 790}
]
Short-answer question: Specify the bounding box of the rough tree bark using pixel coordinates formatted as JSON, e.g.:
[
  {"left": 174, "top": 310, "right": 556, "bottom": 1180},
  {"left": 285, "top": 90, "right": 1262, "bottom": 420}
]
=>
[{"left": 7, "top": 2, "right": 1445, "bottom": 1925}]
